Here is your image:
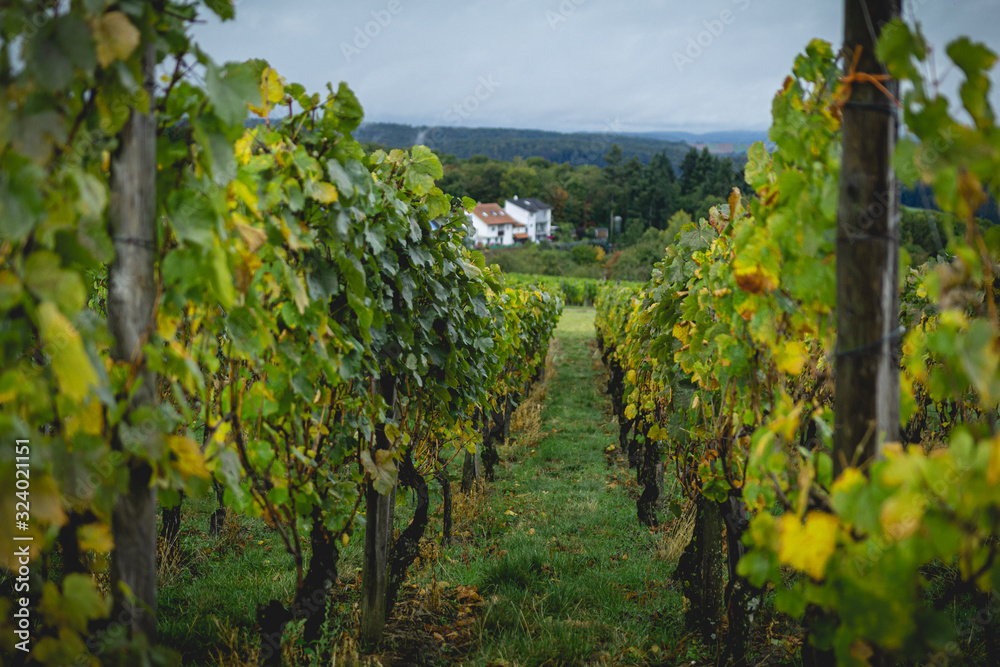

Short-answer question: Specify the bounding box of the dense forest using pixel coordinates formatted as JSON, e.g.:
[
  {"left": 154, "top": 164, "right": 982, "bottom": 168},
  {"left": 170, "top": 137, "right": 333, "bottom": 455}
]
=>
[
  {"left": 354, "top": 122, "right": 692, "bottom": 167},
  {"left": 434, "top": 145, "right": 748, "bottom": 235}
]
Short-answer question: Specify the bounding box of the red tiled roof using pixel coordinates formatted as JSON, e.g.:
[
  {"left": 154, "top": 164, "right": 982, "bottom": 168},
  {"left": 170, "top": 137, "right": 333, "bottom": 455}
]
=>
[
  {"left": 513, "top": 233, "right": 529, "bottom": 240},
  {"left": 473, "top": 203, "right": 523, "bottom": 226}
]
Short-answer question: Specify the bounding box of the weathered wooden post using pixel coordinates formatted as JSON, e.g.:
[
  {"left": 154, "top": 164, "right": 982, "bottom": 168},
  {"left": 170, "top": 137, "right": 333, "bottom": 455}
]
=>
[
  {"left": 107, "top": 37, "right": 158, "bottom": 642},
  {"left": 834, "top": 0, "right": 901, "bottom": 476}
]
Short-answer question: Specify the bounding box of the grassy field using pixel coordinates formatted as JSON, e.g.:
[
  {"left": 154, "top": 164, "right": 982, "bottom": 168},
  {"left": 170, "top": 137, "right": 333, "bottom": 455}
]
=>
[{"left": 158, "top": 307, "right": 703, "bottom": 665}]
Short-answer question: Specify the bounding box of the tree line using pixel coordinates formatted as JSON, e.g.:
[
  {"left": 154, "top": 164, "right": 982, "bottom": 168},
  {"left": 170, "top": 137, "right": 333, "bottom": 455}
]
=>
[{"left": 354, "top": 122, "right": 692, "bottom": 167}]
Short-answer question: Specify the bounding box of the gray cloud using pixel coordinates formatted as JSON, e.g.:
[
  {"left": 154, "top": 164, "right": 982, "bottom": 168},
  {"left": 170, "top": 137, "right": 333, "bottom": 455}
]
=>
[{"left": 194, "top": 0, "right": 1000, "bottom": 134}]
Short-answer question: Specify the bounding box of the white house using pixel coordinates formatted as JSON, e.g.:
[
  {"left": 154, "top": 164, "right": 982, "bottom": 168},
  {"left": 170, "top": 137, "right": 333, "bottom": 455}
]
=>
[
  {"left": 504, "top": 196, "right": 553, "bottom": 243},
  {"left": 468, "top": 203, "right": 527, "bottom": 247}
]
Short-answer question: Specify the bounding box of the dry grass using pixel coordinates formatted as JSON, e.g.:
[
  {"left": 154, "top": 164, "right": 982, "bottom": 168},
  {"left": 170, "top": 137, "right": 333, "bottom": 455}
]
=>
[
  {"left": 212, "top": 618, "right": 259, "bottom": 667},
  {"left": 509, "top": 391, "right": 544, "bottom": 452},
  {"left": 156, "top": 535, "right": 187, "bottom": 590},
  {"left": 211, "top": 507, "right": 248, "bottom": 554},
  {"left": 508, "top": 347, "right": 557, "bottom": 453},
  {"left": 452, "top": 482, "right": 489, "bottom": 538},
  {"left": 328, "top": 632, "right": 385, "bottom": 666},
  {"left": 660, "top": 498, "right": 696, "bottom": 562}
]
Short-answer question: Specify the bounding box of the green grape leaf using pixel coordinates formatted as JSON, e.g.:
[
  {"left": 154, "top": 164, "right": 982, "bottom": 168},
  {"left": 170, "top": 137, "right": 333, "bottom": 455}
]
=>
[
  {"left": 209, "top": 243, "right": 236, "bottom": 309},
  {"left": 403, "top": 145, "right": 443, "bottom": 196},
  {"left": 203, "top": 0, "right": 236, "bottom": 21},
  {"left": 360, "top": 449, "right": 397, "bottom": 495},
  {"left": 25, "top": 251, "right": 87, "bottom": 314},
  {"left": 206, "top": 60, "right": 257, "bottom": 127},
  {"left": 37, "top": 302, "right": 99, "bottom": 402}
]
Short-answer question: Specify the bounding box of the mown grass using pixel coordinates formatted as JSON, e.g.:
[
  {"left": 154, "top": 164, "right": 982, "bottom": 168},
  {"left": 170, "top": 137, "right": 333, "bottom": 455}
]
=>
[
  {"left": 436, "top": 306, "right": 700, "bottom": 666},
  {"left": 157, "top": 502, "right": 299, "bottom": 663},
  {"left": 157, "top": 306, "right": 703, "bottom": 665}
]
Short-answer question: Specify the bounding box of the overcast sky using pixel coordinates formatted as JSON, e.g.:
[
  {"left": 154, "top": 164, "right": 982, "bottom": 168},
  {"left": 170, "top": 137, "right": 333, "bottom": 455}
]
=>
[{"left": 192, "top": 0, "right": 1000, "bottom": 135}]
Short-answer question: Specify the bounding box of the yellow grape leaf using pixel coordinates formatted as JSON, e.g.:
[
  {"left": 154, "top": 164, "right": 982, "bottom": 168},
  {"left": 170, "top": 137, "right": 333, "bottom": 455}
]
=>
[
  {"left": 308, "top": 181, "right": 339, "bottom": 204},
  {"left": 988, "top": 433, "right": 1000, "bottom": 485},
  {"left": 831, "top": 467, "right": 864, "bottom": 495},
  {"left": 92, "top": 11, "right": 140, "bottom": 68},
  {"left": 262, "top": 67, "right": 285, "bottom": 103},
  {"left": 624, "top": 404, "right": 637, "bottom": 420},
  {"left": 626, "top": 369, "right": 637, "bottom": 384},
  {"left": 733, "top": 263, "right": 778, "bottom": 295},
  {"left": 78, "top": 523, "right": 113, "bottom": 553},
  {"left": 775, "top": 341, "right": 807, "bottom": 375},
  {"left": 900, "top": 373, "right": 917, "bottom": 426},
  {"left": 229, "top": 179, "right": 260, "bottom": 213},
  {"left": 504, "top": 510, "right": 517, "bottom": 516},
  {"left": 956, "top": 170, "right": 986, "bottom": 222},
  {"left": 236, "top": 223, "right": 268, "bottom": 254},
  {"left": 778, "top": 511, "right": 838, "bottom": 579},
  {"left": 234, "top": 130, "right": 255, "bottom": 166},
  {"left": 240, "top": 247, "right": 263, "bottom": 281},
  {"left": 879, "top": 492, "right": 924, "bottom": 540},
  {"left": 167, "top": 435, "right": 210, "bottom": 480},
  {"left": 157, "top": 311, "right": 181, "bottom": 340},
  {"left": 37, "top": 302, "right": 98, "bottom": 402},
  {"left": 65, "top": 397, "right": 104, "bottom": 437},
  {"left": 384, "top": 421, "right": 401, "bottom": 443},
  {"left": 249, "top": 66, "right": 285, "bottom": 116},
  {"left": 211, "top": 421, "right": 232, "bottom": 445},
  {"left": 31, "top": 474, "right": 68, "bottom": 528}
]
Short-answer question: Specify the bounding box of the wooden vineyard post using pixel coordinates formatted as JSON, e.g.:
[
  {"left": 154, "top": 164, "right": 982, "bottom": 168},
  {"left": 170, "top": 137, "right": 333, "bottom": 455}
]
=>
[
  {"left": 107, "top": 38, "right": 159, "bottom": 643},
  {"left": 812, "top": 1, "right": 901, "bottom": 664},
  {"left": 360, "top": 374, "right": 397, "bottom": 645},
  {"left": 834, "top": 0, "right": 901, "bottom": 476}
]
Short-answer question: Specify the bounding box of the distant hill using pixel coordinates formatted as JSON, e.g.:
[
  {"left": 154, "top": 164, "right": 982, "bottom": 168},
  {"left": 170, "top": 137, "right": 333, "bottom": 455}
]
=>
[
  {"left": 627, "top": 130, "right": 769, "bottom": 144},
  {"left": 353, "top": 122, "right": 692, "bottom": 167},
  {"left": 625, "top": 130, "right": 773, "bottom": 156}
]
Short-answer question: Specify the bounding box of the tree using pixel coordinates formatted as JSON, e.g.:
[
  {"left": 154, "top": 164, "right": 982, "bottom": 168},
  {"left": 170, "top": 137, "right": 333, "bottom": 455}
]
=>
[
  {"left": 604, "top": 144, "right": 625, "bottom": 236},
  {"left": 500, "top": 160, "right": 540, "bottom": 199},
  {"left": 641, "top": 152, "right": 678, "bottom": 229}
]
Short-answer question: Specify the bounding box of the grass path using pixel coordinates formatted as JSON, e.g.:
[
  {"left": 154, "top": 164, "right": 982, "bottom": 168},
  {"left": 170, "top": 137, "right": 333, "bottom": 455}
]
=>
[{"left": 438, "top": 307, "right": 698, "bottom": 666}]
